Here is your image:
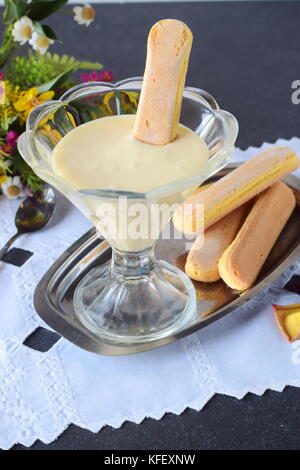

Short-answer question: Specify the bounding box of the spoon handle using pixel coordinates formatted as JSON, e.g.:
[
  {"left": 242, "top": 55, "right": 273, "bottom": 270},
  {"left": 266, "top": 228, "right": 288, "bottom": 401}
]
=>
[{"left": 0, "top": 232, "right": 22, "bottom": 260}]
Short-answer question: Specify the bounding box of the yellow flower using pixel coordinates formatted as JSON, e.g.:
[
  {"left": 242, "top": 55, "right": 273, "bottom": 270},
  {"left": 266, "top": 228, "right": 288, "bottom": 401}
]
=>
[
  {"left": 5, "top": 81, "right": 21, "bottom": 105},
  {"left": 0, "top": 81, "right": 6, "bottom": 105},
  {"left": 120, "top": 91, "right": 138, "bottom": 114},
  {"left": 102, "top": 91, "right": 114, "bottom": 115},
  {"left": 0, "top": 82, "right": 21, "bottom": 129},
  {"left": 14, "top": 87, "right": 55, "bottom": 123},
  {"left": 0, "top": 174, "right": 8, "bottom": 185},
  {"left": 39, "top": 124, "right": 62, "bottom": 146},
  {"left": 0, "top": 163, "right": 9, "bottom": 185},
  {"left": 67, "top": 111, "right": 77, "bottom": 128}
]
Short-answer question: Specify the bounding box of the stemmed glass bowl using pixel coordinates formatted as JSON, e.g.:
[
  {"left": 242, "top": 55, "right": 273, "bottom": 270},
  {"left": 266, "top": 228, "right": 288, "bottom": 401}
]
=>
[{"left": 18, "top": 78, "right": 238, "bottom": 345}]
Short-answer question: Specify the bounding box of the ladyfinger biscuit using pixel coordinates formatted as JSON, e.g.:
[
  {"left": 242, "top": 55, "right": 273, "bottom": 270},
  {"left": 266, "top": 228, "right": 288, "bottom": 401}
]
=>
[
  {"left": 185, "top": 203, "right": 249, "bottom": 282},
  {"left": 173, "top": 147, "right": 299, "bottom": 234},
  {"left": 218, "top": 182, "right": 296, "bottom": 290},
  {"left": 133, "top": 19, "right": 193, "bottom": 145}
]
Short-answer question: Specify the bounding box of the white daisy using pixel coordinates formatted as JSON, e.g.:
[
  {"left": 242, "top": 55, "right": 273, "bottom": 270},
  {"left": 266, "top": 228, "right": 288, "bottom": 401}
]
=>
[
  {"left": 1, "top": 176, "right": 25, "bottom": 200},
  {"left": 12, "top": 16, "right": 33, "bottom": 45},
  {"left": 73, "top": 4, "right": 95, "bottom": 27},
  {"left": 29, "top": 32, "right": 54, "bottom": 55}
]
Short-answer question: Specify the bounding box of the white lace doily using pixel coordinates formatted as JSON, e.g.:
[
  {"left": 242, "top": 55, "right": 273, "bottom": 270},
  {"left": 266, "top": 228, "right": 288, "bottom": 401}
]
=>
[{"left": 1, "top": 137, "right": 300, "bottom": 449}]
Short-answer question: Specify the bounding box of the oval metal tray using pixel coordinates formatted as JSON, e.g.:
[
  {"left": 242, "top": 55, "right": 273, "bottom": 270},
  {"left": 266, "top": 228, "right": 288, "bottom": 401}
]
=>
[{"left": 34, "top": 164, "right": 300, "bottom": 355}]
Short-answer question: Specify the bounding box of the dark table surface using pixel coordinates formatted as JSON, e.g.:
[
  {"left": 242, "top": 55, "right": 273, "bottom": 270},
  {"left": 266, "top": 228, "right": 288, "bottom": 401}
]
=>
[{"left": 9, "top": 0, "right": 300, "bottom": 450}]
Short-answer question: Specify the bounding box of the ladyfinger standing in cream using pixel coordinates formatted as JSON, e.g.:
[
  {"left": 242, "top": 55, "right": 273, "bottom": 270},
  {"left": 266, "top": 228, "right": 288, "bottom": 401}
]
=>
[
  {"left": 133, "top": 19, "right": 193, "bottom": 145},
  {"left": 52, "top": 20, "right": 210, "bottom": 251}
]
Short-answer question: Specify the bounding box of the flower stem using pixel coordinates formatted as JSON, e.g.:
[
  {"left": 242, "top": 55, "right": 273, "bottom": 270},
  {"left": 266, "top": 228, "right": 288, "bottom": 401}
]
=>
[
  {"left": 59, "top": 9, "right": 73, "bottom": 15},
  {"left": 0, "top": 25, "right": 16, "bottom": 70}
]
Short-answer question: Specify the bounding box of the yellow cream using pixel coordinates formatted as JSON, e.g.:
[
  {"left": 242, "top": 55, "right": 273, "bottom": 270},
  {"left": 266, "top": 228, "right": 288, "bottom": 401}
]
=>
[
  {"left": 52, "top": 114, "right": 209, "bottom": 251},
  {"left": 52, "top": 115, "right": 208, "bottom": 192}
]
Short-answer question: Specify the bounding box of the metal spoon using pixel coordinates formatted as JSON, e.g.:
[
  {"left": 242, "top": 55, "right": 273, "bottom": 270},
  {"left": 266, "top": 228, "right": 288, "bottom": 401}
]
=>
[{"left": 0, "top": 186, "right": 56, "bottom": 260}]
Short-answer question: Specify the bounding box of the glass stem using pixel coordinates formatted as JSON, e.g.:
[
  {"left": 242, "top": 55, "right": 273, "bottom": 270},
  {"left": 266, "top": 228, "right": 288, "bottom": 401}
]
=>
[{"left": 111, "top": 246, "right": 155, "bottom": 279}]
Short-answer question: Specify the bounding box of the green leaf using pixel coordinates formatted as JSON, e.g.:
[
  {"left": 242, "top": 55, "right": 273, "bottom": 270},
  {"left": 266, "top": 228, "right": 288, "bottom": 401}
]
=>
[
  {"left": 16, "top": 0, "right": 27, "bottom": 18},
  {"left": 76, "top": 61, "right": 103, "bottom": 70},
  {"left": 3, "top": 2, "right": 17, "bottom": 24},
  {"left": 34, "top": 21, "right": 57, "bottom": 40},
  {"left": 42, "top": 25, "right": 58, "bottom": 41},
  {"left": 0, "top": 158, "right": 11, "bottom": 171},
  {"left": 27, "top": 0, "right": 68, "bottom": 21},
  {"left": 38, "top": 69, "right": 73, "bottom": 93},
  {"left": 6, "top": 51, "right": 102, "bottom": 88},
  {"left": 3, "top": 0, "right": 26, "bottom": 24},
  {"left": 12, "top": 151, "right": 44, "bottom": 192},
  {"left": 33, "top": 21, "right": 44, "bottom": 36},
  {"left": 31, "top": 0, "right": 61, "bottom": 3}
]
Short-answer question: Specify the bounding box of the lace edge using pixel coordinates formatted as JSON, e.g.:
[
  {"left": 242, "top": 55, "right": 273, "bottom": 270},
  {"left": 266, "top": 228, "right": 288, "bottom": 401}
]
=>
[{"left": 3, "top": 377, "right": 300, "bottom": 450}]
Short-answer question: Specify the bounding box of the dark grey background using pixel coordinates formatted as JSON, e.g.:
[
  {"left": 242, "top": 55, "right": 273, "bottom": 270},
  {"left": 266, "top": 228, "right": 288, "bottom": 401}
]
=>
[
  {"left": 47, "top": 0, "right": 300, "bottom": 151},
  {"left": 5, "top": 0, "right": 300, "bottom": 450}
]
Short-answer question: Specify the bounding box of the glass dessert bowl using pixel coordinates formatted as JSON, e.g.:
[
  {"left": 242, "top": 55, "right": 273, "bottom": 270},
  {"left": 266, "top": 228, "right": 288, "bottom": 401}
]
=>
[{"left": 18, "top": 78, "right": 238, "bottom": 345}]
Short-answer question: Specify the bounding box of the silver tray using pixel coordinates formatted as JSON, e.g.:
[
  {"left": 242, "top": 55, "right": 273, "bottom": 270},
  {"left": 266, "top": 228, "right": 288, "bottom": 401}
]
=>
[{"left": 34, "top": 164, "right": 300, "bottom": 355}]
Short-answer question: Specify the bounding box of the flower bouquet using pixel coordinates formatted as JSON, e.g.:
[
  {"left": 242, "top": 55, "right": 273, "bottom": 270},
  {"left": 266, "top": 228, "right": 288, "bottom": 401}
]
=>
[{"left": 0, "top": 1, "right": 113, "bottom": 199}]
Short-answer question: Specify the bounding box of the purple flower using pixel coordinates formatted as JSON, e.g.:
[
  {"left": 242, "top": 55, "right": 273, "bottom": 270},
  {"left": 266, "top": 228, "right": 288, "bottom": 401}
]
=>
[
  {"left": 0, "top": 72, "right": 5, "bottom": 80},
  {"left": 24, "top": 185, "right": 34, "bottom": 197},
  {"left": 1, "top": 131, "right": 19, "bottom": 156},
  {"left": 6, "top": 130, "right": 18, "bottom": 146},
  {"left": 80, "top": 71, "right": 101, "bottom": 82},
  {"left": 99, "top": 70, "right": 113, "bottom": 82},
  {"left": 0, "top": 144, "right": 14, "bottom": 155},
  {"left": 80, "top": 70, "right": 114, "bottom": 83}
]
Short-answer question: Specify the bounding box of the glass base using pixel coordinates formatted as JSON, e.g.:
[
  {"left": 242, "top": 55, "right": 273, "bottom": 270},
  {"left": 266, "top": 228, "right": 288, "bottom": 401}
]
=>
[{"left": 74, "top": 256, "right": 196, "bottom": 345}]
